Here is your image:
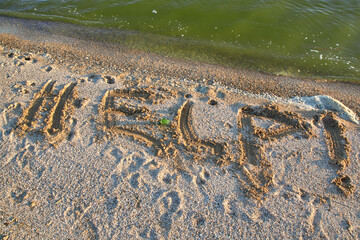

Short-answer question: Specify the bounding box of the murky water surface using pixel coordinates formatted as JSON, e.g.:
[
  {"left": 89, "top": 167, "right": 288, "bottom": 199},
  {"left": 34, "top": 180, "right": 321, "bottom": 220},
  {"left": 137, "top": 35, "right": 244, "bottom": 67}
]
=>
[{"left": 1, "top": 0, "right": 359, "bottom": 81}]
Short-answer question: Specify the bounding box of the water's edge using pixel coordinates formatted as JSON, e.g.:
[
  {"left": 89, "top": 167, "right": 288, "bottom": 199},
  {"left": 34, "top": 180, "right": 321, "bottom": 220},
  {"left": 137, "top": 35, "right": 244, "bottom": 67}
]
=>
[{"left": 0, "top": 15, "right": 359, "bottom": 83}]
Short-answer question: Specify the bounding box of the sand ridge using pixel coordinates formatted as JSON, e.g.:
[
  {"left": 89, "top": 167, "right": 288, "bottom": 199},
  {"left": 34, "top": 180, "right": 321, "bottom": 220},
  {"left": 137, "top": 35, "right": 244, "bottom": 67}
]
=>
[
  {"left": 15, "top": 79, "right": 56, "bottom": 136},
  {"left": 15, "top": 79, "right": 78, "bottom": 146}
]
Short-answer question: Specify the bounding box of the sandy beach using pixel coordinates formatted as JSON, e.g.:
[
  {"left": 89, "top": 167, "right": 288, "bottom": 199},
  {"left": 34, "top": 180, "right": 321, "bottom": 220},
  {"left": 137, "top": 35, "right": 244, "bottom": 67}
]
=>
[{"left": 1, "top": 17, "right": 360, "bottom": 239}]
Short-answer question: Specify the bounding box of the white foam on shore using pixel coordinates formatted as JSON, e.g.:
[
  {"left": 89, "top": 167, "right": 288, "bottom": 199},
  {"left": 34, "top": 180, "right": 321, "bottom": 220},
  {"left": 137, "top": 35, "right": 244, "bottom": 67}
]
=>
[
  {"left": 289, "top": 95, "right": 359, "bottom": 124},
  {"left": 209, "top": 81, "right": 359, "bottom": 125}
]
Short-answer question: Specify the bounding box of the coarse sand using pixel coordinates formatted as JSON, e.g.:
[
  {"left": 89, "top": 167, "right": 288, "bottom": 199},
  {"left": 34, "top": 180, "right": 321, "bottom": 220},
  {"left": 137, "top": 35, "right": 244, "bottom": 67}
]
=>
[{"left": 0, "top": 17, "right": 360, "bottom": 239}]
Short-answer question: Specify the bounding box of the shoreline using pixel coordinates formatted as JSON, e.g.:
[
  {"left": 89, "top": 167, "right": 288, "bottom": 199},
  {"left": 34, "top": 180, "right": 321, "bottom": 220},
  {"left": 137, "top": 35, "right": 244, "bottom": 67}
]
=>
[
  {"left": 0, "top": 13, "right": 359, "bottom": 83},
  {"left": 0, "top": 17, "right": 360, "bottom": 119}
]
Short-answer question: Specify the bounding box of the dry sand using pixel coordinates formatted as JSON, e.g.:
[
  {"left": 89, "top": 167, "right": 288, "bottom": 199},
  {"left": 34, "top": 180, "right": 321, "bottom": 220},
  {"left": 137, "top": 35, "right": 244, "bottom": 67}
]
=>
[{"left": 0, "top": 18, "right": 360, "bottom": 239}]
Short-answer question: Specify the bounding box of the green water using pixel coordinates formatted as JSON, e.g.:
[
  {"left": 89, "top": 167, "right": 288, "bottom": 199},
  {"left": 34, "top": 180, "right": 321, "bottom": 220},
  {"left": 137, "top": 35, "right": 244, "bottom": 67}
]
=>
[{"left": 0, "top": 0, "right": 359, "bottom": 81}]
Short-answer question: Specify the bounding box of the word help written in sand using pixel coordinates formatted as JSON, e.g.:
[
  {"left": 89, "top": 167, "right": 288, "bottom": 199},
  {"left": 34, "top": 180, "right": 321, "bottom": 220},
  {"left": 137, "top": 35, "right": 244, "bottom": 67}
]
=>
[{"left": 14, "top": 82, "right": 355, "bottom": 200}]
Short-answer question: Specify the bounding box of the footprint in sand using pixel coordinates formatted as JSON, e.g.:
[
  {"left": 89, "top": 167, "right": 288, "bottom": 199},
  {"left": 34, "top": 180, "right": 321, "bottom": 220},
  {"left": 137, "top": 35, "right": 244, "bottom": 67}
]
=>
[
  {"left": 129, "top": 173, "right": 140, "bottom": 189},
  {"left": 3, "top": 145, "right": 45, "bottom": 179},
  {"left": 158, "top": 191, "right": 182, "bottom": 237},
  {"left": 10, "top": 187, "right": 29, "bottom": 204}
]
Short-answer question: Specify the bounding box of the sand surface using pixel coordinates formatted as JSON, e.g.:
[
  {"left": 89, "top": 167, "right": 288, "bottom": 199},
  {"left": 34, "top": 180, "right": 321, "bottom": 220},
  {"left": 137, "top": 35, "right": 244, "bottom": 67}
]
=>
[{"left": 0, "top": 18, "right": 360, "bottom": 239}]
